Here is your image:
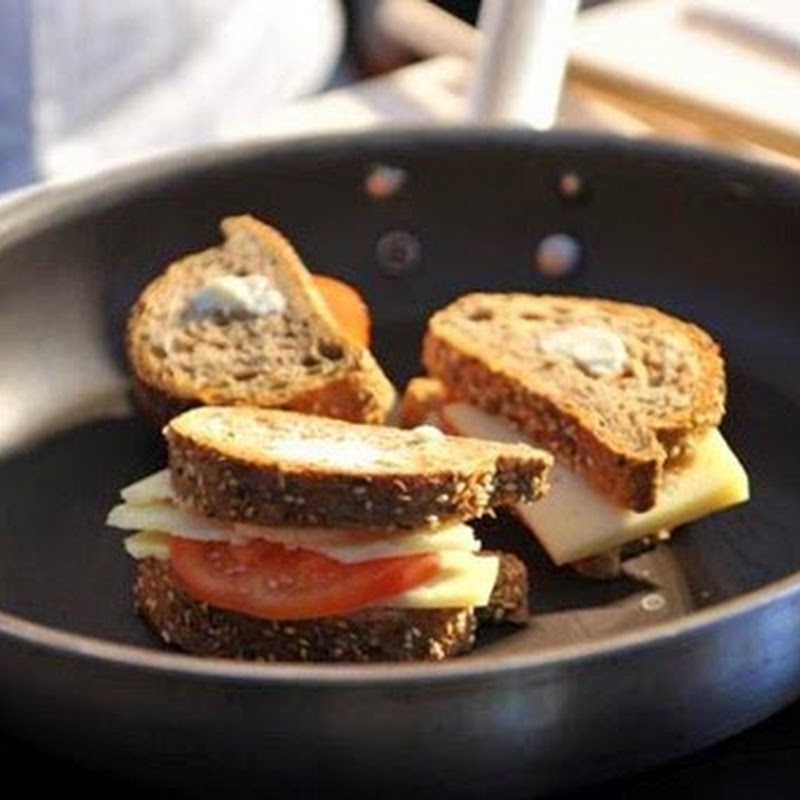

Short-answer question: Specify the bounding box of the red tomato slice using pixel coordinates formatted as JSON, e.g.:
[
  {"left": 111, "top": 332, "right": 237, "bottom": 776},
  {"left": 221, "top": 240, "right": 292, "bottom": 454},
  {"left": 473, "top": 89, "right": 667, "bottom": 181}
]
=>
[
  {"left": 169, "top": 538, "right": 441, "bottom": 621},
  {"left": 312, "top": 273, "right": 371, "bottom": 347}
]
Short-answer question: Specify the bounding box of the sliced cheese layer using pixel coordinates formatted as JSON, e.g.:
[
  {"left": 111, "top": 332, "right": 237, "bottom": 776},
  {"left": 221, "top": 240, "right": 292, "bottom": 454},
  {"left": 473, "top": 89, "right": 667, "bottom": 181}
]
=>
[
  {"left": 124, "top": 530, "right": 171, "bottom": 560},
  {"left": 120, "top": 469, "right": 172, "bottom": 504},
  {"left": 108, "top": 500, "right": 480, "bottom": 562},
  {"left": 110, "top": 470, "right": 500, "bottom": 609},
  {"left": 441, "top": 403, "right": 750, "bottom": 565},
  {"left": 389, "top": 550, "right": 499, "bottom": 608}
]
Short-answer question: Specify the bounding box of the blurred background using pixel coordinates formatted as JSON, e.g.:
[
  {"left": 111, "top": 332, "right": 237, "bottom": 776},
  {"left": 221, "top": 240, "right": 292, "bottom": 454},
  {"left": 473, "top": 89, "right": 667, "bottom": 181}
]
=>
[{"left": 1, "top": 0, "right": 798, "bottom": 194}]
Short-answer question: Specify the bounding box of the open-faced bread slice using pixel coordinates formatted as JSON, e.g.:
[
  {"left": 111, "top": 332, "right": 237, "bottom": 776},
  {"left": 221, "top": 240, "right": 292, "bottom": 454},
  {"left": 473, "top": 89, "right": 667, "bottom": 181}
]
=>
[
  {"left": 127, "top": 215, "right": 396, "bottom": 426},
  {"left": 422, "top": 292, "right": 726, "bottom": 511}
]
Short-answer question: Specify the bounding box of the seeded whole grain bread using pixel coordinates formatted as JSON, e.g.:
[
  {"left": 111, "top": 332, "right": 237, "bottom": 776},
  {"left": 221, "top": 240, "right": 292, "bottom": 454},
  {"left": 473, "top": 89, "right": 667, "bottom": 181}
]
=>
[
  {"left": 475, "top": 550, "right": 530, "bottom": 624},
  {"left": 422, "top": 293, "right": 726, "bottom": 511},
  {"left": 134, "top": 550, "right": 529, "bottom": 663},
  {"left": 126, "top": 215, "right": 396, "bottom": 426},
  {"left": 165, "top": 405, "right": 552, "bottom": 531}
]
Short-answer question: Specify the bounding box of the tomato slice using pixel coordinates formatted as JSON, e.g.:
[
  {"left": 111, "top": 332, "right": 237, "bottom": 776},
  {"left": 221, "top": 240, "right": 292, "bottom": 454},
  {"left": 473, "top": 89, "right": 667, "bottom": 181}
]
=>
[
  {"left": 312, "top": 273, "right": 371, "bottom": 347},
  {"left": 169, "top": 538, "right": 441, "bottom": 621}
]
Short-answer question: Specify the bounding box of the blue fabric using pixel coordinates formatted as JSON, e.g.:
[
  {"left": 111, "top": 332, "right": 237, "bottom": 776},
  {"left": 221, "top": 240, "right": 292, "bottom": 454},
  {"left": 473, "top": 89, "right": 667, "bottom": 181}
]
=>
[{"left": 0, "top": 0, "right": 36, "bottom": 191}]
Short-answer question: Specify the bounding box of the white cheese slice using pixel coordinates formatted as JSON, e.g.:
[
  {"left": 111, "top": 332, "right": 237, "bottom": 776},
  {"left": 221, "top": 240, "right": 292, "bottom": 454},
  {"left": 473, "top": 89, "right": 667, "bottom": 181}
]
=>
[
  {"left": 108, "top": 500, "right": 481, "bottom": 562},
  {"left": 121, "top": 532, "right": 499, "bottom": 609},
  {"left": 124, "top": 530, "right": 171, "bottom": 560},
  {"left": 108, "top": 501, "right": 231, "bottom": 542},
  {"left": 120, "top": 469, "right": 172, "bottom": 505},
  {"left": 389, "top": 551, "right": 499, "bottom": 608},
  {"left": 236, "top": 523, "right": 481, "bottom": 563},
  {"left": 440, "top": 403, "right": 750, "bottom": 565}
]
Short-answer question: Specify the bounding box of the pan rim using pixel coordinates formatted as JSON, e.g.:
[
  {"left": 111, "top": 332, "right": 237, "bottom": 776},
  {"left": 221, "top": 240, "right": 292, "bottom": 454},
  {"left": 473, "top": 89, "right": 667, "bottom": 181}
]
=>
[
  {"left": 2, "top": 125, "right": 799, "bottom": 248},
  {"left": 1, "top": 125, "right": 798, "bottom": 687},
  {"left": 1, "top": 569, "right": 799, "bottom": 686}
]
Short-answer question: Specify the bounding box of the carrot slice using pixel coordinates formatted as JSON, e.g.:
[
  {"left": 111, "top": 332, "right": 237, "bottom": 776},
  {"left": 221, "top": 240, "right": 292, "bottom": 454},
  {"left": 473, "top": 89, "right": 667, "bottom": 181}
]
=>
[{"left": 313, "top": 273, "right": 371, "bottom": 347}]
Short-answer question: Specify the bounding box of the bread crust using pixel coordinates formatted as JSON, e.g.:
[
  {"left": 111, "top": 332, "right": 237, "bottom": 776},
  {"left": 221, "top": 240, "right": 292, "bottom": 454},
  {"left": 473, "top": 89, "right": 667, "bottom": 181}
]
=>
[
  {"left": 477, "top": 550, "right": 530, "bottom": 624},
  {"left": 126, "top": 215, "right": 396, "bottom": 425},
  {"left": 422, "top": 293, "right": 726, "bottom": 511},
  {"left": 163, "top": 407, "right": 551, "bottom": 531}
]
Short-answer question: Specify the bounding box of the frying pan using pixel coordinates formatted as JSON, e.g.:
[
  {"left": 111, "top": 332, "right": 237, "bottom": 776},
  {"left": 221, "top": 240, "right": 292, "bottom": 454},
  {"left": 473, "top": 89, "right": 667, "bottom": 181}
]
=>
[{"left": 0, "top": 128, "right": 798, "bottom": 799}]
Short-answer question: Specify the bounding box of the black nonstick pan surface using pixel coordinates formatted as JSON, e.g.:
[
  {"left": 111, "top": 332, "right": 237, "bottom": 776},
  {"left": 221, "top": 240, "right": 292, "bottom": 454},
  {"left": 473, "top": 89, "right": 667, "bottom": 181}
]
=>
[{"left": 0, "top": 129, "right": 798, "bottom": 799}]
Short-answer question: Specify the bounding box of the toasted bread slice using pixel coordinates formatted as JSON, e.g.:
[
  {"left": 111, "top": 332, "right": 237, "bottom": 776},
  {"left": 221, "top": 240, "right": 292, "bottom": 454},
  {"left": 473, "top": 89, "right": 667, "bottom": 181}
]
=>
[
  {"left": 422, "top": 293, "right": 725, "bottom": 511},
  {"left": 164, "top": 406, "right": 552, "bottom": 531},
  {"left": 126, "top": 215, "right": 396, "bottom": 426},
  {"left": 134, "top": 550, "right": 528, "bottom": 662},
  {"left": 477, "top": 550, "right": 530, "bottom": 624},
  {"left": 397, "top": 376, "right": 449, "bottom": 428}
]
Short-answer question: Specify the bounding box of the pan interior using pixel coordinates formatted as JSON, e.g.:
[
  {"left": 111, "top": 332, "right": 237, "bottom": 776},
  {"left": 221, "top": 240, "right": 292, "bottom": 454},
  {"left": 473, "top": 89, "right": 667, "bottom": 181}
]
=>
[{"left": 0, "top": 131, "right": 798, "bottom": 663}]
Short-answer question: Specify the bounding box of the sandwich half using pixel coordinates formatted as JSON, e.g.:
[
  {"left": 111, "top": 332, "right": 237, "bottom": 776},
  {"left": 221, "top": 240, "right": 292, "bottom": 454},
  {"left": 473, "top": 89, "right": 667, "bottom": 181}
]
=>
[
  {"left": 418, "top": 292, "right": 750, "bottom": 568},
  {"left": 126, "top": 215, "right": 396, "bottom": 426},
  {"left": 106, "top": 406, "right": 552, "bottom": 662}
]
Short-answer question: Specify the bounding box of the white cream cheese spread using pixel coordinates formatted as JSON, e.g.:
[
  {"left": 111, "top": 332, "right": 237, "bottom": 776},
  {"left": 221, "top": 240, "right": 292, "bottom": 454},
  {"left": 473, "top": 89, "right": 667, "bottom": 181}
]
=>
[
  {"left": 539, "top": 325, "right": 628, "bottom": 377},
  {"left": 186, "top": 274, "right": 286, "bottom": 319}
]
